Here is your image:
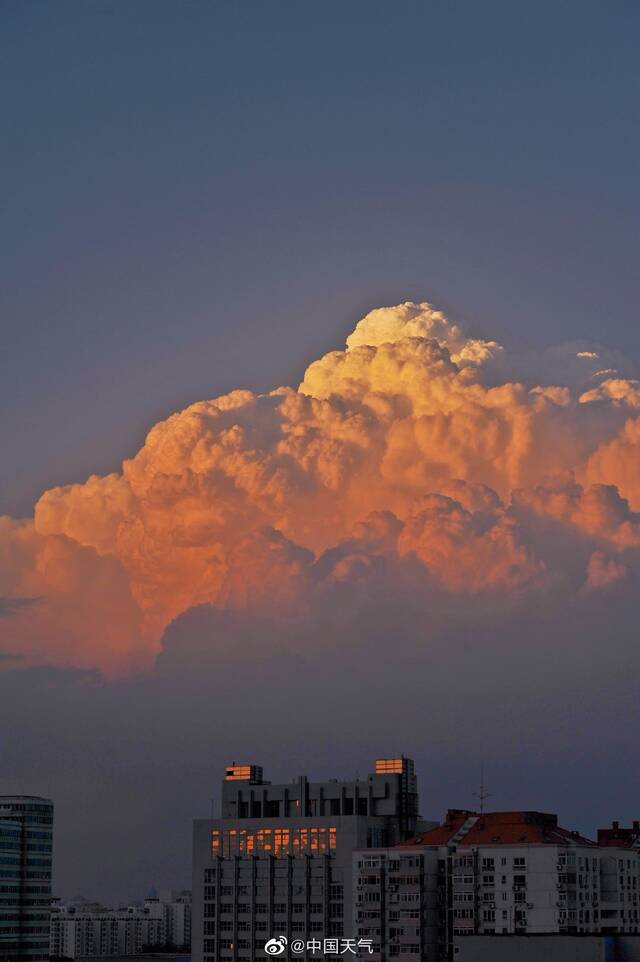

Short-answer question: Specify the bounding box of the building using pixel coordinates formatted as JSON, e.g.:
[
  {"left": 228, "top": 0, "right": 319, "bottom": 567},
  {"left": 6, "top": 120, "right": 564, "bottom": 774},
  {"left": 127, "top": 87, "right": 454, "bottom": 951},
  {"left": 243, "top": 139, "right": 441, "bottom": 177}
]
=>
[
  {"left": 50, "top": 891, "right": 191, "bottom": 959},
  {"left": 72, "top": 955, "right": 191, "bottom": 962},
  {"left": 353, "top": 846, "right": 442, "bottom": 961},
  {"left": 352, "top": 809, "right": 640, "bottom": 961},
  {"left": 454, "top": 933, "right": 640, "bottom": 962},
  {"left": 156, "top": 889, "right": 192, "bottom": 949},
  {"left": 0, "top": 795, "right": 54, "bottom": 962},
  {"left": 192, "top": 756, "right": 433, "bottom": 962},
  {"left": 598, "top": 819, "right": 640, "bottom": 849}
]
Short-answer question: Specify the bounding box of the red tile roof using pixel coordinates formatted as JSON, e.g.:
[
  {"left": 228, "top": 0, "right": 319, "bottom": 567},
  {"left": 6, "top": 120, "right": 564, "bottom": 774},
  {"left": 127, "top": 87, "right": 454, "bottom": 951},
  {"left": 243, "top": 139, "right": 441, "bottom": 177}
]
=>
[{"left": 401, "top": 810, "right": 596, "bottom": 848}]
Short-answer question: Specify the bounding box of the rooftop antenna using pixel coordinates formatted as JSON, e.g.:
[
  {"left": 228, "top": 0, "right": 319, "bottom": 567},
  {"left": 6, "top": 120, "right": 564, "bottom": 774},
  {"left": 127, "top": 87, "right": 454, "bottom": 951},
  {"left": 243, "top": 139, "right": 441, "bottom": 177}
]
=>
[{"left": 473, "top": 764, "right": 491, "bottom": 815}]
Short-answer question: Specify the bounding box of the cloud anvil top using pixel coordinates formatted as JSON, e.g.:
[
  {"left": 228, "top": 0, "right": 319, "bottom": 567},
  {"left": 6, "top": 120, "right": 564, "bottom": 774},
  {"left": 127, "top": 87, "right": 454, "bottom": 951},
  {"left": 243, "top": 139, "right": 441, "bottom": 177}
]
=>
[{"left": 1, "top": 300, "right": 640, "bottom": 673}]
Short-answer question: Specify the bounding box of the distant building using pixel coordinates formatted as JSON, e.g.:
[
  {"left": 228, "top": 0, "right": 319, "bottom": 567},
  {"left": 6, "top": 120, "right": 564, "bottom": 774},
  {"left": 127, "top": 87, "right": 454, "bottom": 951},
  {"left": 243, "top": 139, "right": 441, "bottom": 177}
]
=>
[
  {"left": 155, "top": 889, "right": 192, "bottom": 949},
  {"left": 0, "top": 795, "right": 54, "bottom": 962},
  {"left": 597, "top": 819, "right": 640, "bottom": 849},
  {"left": 352, "top": 809, "right": 640, "bottom": 960},
  {"left": 50, "top": 890, "right": 191, "bottom": 959},
  {"left": 192, "top": 756, "right": 434, "bottom": 962}
]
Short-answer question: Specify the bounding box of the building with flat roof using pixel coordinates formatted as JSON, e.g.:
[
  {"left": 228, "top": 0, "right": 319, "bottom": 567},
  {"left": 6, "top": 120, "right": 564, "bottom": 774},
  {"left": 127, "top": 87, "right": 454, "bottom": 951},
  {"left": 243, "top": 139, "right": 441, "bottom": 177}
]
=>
[
  {"left": 192, "top": 756, "right": 433, "bottom": 962},
  {"left": 0, "top": 796, "right": 54, "bottom": 962},
  {"left": 50, "top": 890, "right": 191, "bottom": 959}
]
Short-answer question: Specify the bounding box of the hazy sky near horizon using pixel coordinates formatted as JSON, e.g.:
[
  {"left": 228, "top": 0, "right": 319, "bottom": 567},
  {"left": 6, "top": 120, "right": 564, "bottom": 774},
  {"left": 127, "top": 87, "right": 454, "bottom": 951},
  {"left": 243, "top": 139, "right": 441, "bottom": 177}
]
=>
[{"left": 2, "top": 0, "right": 640, "bottom": 904}]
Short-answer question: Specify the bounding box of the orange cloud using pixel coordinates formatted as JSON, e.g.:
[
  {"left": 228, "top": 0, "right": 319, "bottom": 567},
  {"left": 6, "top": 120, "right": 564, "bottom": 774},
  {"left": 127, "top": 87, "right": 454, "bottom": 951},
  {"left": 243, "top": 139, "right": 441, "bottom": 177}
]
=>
[
  {"left": 584, "top": 417, "right": 640, "bottom": 511},
  {"left": 3, "top": 300, "right": 640, "bottom": 673}
]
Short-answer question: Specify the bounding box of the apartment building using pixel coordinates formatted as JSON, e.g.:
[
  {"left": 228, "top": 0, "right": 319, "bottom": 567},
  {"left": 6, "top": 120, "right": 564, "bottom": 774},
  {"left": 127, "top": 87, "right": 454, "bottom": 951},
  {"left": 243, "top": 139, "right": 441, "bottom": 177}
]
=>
[
  {"left": 192, "top": 756, "right": 433, "bottom": 962},
  {"left": 353, "top": 847, "right": 442, "bottom": 961},
  {"left": 353, "top": 809, "right": 640, "bottom": 961},
  {"left": 50, "top": 891, "right": 191, "bottom": 959}
]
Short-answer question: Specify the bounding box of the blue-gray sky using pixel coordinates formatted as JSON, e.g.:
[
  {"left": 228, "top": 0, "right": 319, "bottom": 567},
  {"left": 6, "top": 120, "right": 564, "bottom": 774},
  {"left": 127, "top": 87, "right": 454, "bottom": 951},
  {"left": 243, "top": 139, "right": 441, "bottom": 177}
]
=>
[
  {"left": 2, "top": 0, "right": 639, "bottom": 516},
  {"left": 2, "top": 0, "right": 640, "bottom": 906}
]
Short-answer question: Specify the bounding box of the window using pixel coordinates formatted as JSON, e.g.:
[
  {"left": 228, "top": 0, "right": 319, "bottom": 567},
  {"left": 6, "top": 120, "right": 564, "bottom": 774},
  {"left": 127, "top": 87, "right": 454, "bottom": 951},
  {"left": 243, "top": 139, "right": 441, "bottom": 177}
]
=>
[{"left": 212, "top": 825, "right": 337, "bottom": 857}]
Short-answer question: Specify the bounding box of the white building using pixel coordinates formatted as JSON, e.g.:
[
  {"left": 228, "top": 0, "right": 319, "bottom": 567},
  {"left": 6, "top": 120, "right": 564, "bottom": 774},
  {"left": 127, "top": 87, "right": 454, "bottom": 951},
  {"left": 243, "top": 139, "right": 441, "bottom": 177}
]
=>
[
  {"left": 353, "top": 809, "right": 640, "bottom": 960},
  {"left": 50, "top": 890, "right": 191, "bottom": 959},
  {"left": 155, "top": 889, "right": 192, "bottom": 948},
  {"left": 192, "top": 757, "right": 433, "bottom": 962}
]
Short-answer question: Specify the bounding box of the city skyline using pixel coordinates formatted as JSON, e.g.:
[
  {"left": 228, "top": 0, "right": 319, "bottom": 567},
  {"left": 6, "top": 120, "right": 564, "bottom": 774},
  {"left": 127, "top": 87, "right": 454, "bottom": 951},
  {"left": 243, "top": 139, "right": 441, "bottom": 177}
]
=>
[{"left": 2, "top": 0, "right": 640, "bottom": 910}]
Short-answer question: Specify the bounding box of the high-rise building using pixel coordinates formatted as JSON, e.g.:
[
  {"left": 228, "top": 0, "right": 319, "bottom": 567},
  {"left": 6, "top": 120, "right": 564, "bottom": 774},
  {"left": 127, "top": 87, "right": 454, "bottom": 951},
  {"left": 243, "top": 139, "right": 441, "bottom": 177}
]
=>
[
  {"left": 0, "top": 796, "right": 54, "bottom": 962},
  {"left": 192, "top": 756, "right": 431, "bottom": 962}
]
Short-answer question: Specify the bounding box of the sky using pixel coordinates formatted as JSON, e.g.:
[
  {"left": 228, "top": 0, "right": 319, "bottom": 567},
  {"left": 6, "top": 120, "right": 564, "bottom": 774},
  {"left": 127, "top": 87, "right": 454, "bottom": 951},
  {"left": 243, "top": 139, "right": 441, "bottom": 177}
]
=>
[{"left": 1, "top": 0, "right": 640, "bottom": 904}]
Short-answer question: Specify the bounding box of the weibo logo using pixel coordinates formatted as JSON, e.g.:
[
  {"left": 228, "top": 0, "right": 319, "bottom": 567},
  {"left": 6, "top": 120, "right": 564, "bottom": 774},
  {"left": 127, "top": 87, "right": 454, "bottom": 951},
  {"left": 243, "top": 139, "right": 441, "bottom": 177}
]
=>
[{"left": 264, "top": 936, "right": 287, "bottom": 955}]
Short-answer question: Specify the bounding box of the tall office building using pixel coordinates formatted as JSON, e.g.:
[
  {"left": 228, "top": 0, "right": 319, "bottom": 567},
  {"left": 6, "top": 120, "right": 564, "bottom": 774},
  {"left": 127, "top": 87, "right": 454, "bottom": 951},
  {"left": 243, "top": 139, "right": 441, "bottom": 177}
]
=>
[
  {"left": 192, "top": 756, "right": 430, "bottom": 962},
  {"left": 0, "top": 796, "right": 54, "bottom": 962}
]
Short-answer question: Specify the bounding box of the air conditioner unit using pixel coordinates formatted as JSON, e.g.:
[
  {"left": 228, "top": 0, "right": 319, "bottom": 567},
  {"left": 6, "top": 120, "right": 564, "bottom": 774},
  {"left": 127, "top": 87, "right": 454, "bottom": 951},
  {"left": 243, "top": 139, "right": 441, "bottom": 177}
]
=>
[{"left": 526, "top": 903, "right": 534, "bottom": 910}]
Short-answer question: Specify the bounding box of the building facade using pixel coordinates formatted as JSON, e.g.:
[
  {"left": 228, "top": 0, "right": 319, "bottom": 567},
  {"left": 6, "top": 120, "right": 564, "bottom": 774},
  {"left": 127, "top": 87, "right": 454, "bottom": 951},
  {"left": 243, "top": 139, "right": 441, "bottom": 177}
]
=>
[
  {"left": 352, "top": 809, "right": 640, "bottom": 961},
  {"left": 50, "top": 891, "right": 191, "bottom": 959},
  {"left": 192, "top": 757, "right": 432, "bottom": 962},
  {"left": 0, "top": 796, "right": 54, "bottom": 962},
  {"left": 353, "top": 847, "right": 442, "bottom": 960}
]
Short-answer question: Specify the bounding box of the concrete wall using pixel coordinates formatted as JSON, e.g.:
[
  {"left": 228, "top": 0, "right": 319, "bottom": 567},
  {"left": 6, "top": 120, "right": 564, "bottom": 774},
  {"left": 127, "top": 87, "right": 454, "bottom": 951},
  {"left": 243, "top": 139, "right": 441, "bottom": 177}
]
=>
[{"left": 454, "top": 934, "right": 640, "bottom": 961}]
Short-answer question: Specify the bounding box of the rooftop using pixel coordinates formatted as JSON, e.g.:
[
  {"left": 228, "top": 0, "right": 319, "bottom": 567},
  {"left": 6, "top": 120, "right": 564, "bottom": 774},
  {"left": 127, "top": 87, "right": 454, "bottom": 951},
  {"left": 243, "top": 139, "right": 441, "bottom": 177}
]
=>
[
  {"left": 400, "top": 809, "right": 596, "bottom": 848},
  {"left": 597, "top": 820, "right": 640, "bottom": 849}
]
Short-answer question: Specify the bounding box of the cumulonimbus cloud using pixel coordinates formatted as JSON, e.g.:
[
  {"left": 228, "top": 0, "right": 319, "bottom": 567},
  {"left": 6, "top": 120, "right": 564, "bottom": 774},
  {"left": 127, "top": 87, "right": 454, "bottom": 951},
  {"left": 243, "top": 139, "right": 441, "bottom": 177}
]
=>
[{"left": 2, "top": 300, "right": 639, "bottom": 673}]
